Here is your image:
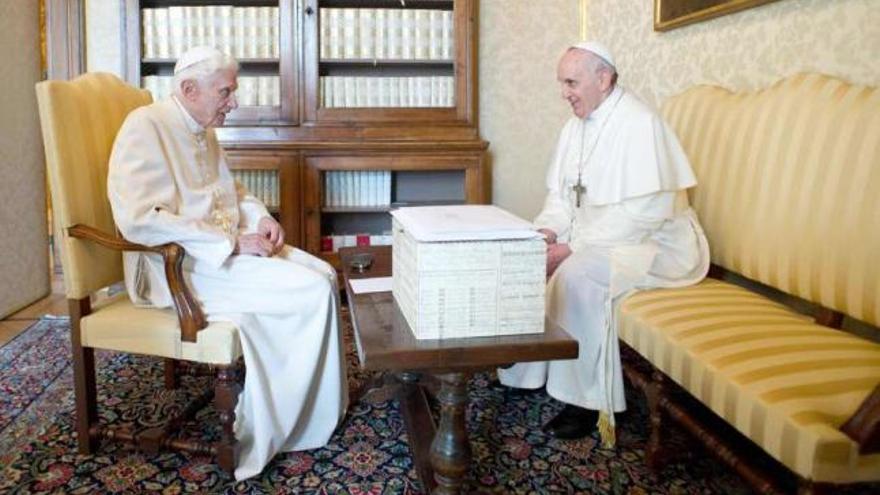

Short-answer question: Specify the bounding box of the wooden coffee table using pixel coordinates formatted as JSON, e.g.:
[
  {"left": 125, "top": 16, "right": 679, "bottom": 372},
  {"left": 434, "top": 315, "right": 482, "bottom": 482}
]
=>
[{"left": 340, "top": 246, "right": 579, "bottom": 495}]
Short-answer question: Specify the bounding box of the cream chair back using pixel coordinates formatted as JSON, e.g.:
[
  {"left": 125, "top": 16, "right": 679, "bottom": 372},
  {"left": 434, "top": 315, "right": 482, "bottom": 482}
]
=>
[{"left": 36, "top": 73, "right": 152, "bottom": 299}]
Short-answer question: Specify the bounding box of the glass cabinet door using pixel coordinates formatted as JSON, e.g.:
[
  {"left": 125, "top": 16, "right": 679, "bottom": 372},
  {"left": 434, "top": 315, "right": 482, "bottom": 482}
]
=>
[
  {"left": 126, "top": 0, "right": 298, "bottom": 125},
  {"left": 302, "top": 0, "right": 474, "bottom": 125}
]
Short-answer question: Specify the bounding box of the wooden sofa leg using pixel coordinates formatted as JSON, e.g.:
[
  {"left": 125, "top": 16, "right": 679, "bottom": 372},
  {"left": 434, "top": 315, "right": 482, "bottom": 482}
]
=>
[
  {"left": 646, "top": 370, "right": 669, "bottom": 470},
  {"left": 215, "top": 364, "right": 241, "bottom": 475}
]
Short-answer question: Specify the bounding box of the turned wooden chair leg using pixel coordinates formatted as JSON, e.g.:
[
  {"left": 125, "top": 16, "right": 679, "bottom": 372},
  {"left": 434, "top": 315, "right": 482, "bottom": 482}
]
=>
[
  {"left": 215, "top": 363, "right": 241, "bottom": 475},
  {"left": 646, "top": 369, "right": 668, "bottom": 471},
  {"left": 70, "top": 298, "right": 98, "bottom": 454},
  {"left": 72, "top": 343, "right": 99, "bottom": 454},
  {"left": 164, "top": 358, "right": 179, "bottom": 389}
]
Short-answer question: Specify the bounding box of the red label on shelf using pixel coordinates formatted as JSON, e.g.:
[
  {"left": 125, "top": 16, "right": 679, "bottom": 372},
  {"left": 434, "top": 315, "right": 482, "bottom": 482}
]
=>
[{"left": 321, "top": 236, "right": 333, "bottom": 252}]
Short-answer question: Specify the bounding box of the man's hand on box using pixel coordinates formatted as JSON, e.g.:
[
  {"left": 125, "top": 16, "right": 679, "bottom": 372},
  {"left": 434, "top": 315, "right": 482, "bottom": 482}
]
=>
[
  {"left": 546, "top": 243, "right": 572, "bottom": 277},
  {"left": 538, "top": 228, "right": 558, "bottom": 245}
]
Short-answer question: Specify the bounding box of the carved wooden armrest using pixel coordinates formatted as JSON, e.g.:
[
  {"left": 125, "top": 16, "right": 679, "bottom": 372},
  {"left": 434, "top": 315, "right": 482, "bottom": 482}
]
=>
[
  {"left": 840, "top": 384, "right": 880, "bottom": 454},
  {"left": 67, "top": 224, "right": 207, "bottom": 342}
]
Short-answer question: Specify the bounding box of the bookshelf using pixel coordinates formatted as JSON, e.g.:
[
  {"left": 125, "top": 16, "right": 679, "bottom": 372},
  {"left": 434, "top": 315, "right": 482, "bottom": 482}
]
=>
[
  {"left": 123, "top": 0, "right": 486, "bottom": 266},
  {"left": 303, "top": 153, "right": 483, "bottom": 266}
]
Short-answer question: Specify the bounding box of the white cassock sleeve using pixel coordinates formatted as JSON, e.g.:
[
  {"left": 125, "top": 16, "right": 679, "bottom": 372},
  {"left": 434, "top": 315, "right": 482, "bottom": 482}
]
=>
[
  {"left": 533, "top": 120, "right": 576, "bottom": 238},
  {"left": 108, "top": 118, "right": 236, "bottom": 269},
  {"left": 234, "top": 180, "right": 271, "bottom": 234}
]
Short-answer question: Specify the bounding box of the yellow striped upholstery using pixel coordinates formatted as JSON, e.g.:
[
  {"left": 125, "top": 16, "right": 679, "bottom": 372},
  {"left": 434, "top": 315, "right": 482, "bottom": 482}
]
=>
[
  {"left": 620, "top": 280, "right": 880, "bottom": 482},
  {"left": 663, "top": 73, "right": 880, "bottom": 329},
  {"left": 617, "top": 74, "right": 880, "bottom": 482}
]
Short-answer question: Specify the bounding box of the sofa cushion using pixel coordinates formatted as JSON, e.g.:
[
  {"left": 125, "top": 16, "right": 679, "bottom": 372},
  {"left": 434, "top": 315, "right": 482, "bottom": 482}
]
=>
[{"left": 619, "top": 278, "right": 880, "bottom": 482}]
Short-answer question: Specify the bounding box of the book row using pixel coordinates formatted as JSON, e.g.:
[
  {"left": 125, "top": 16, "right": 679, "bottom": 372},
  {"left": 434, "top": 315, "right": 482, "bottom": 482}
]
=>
[
  {"left": 232, "top": 169, "right": 280, "bottom": 209},
  {"left": 141, "top": 6, "right": 280, "bottom": 60},
  {"left": 324, "top": 170, "right": 392, "bottom": 208},
  {"left": 321, "top": 233, "right": 394, "bottom": 253},
  {"left": 320, "top": 8, "right": 454, "bottom": 61},
  {"left": 320, "top": 76, "right": 454, "bottom": 108},
  {"left": 142, "top": 76, "right": 281, "bottom": 107}
]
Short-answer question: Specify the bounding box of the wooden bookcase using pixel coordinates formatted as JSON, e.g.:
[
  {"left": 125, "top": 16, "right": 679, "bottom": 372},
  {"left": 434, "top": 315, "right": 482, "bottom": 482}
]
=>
[{"left": 123, "top": 0, "right": 486, "bottom": 266}]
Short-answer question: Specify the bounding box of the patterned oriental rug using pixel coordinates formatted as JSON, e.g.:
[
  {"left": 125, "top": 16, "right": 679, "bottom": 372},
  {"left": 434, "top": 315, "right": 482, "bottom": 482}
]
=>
[{"left": 0, "top": 314, "right": 870, "bottom": 494}]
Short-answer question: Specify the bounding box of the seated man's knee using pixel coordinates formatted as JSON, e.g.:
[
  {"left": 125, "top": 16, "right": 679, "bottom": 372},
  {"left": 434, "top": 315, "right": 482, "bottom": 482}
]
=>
[{"left": 555, "top": 252, "right": 610, "bottom": 291}]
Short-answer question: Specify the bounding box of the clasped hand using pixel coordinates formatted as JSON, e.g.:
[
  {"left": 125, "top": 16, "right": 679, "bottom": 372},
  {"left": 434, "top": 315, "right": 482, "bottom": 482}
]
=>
[{"left": 234, "top": 216, "right": 285, "bottom": 257}]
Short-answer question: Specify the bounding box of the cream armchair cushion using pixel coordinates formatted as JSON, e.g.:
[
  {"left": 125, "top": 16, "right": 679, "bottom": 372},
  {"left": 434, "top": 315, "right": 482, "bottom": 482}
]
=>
[{"left": 82, "top": 294, "right": 241, "bottom": 365}]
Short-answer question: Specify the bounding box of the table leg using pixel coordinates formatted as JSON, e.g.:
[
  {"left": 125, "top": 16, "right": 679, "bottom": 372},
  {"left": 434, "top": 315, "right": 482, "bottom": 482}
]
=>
[
  {"left": 397, "top": 371, "right": 437, "bottom": 491},
  {"left": 429, "top": 371, "right": 471, "bottom": 495}
]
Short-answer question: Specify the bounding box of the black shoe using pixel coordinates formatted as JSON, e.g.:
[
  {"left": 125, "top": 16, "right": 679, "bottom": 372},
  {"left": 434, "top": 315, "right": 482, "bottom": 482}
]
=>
[
  {"left": 489, "top": 379, "right": 543, "bottom": 395},
  {"left": 543, "top": 404, "right": 598, "bottom": 440}
]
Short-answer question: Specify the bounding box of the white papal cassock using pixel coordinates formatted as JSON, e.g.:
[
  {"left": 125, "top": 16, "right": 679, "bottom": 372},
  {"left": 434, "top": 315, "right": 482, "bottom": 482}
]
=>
[
  {"left": 107, "top": 96, "right": 348, "bottom": 480},
  {"left": 497, "top": 86, "right": 710, "bottom": 446}
]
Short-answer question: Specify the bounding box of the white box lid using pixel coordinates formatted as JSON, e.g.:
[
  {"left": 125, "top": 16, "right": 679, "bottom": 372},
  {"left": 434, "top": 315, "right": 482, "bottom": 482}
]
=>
[{"left": 391, "top": 205, "right": 541, "bottom": 242}]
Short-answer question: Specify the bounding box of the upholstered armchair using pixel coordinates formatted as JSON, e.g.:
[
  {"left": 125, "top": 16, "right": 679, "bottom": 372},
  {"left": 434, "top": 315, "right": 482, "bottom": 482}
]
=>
[{"left": 35, "top": 72, "right": 242, "bottom": 474}]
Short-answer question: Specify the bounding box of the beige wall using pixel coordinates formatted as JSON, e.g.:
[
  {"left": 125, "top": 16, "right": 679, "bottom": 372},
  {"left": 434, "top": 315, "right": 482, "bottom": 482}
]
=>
[
  {"left": 584, "top": 0, "right": 880, "bottom": 109},
  {"left": 479, "top": 0, "right": 580, "bottom": 220},
  {"left": 0, "top": 1, "right": 49, "bottom": 317},
  {"left": 480, "top": 0, "right": 880, "bottom": 220}
]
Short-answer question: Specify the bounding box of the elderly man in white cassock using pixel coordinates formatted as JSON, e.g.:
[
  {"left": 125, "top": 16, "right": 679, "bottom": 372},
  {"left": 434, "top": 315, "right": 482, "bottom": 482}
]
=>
[
  {"left": 497, "top": 42, "right": 710, "bottom": 446},
  {"left": 107, "top": 46, "right": 348, "bottom": 480}
]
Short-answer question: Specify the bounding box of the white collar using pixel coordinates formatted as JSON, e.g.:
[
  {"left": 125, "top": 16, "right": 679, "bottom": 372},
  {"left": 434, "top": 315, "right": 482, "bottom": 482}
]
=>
[
  {"left": 171, "top": 95, "right": 206, "bottom": 137},
  {"left": 585, "top": 85, "right": 623, "bottom": 123}
]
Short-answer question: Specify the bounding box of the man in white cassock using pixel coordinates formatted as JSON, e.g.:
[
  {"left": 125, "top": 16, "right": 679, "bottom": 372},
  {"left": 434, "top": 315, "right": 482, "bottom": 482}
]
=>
[
  {"left": 107, "top": 46, "right": 348, "bottom": 480},
  {"left": 497, "top": 41, "right": 709, "bottom": 446}
]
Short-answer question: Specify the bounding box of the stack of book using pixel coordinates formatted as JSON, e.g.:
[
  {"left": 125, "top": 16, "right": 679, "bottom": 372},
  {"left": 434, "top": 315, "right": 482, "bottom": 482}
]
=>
[
  {"left": 391, "top": 205, "right": 546, "bottom": 340},
  {"left": 231, "top": 169, "right": 279, "bottom": 209},
  {"left": 320, "top": 76, "right": 454, "bottom": 108},
  {"left": 142, "top": 75, "right": 281, "bottom": 106},
  {"left": 324, "top": 170, "right": 392, "bottom": 208},
  {"left": 141, "top": 6, "right": 279, "bottom": 60},
  {"left": 319, "top": 8, "right": 454, "bottom": 61},
  {"left": 321, "top": 232, "right": 394, "bottom": 253}
]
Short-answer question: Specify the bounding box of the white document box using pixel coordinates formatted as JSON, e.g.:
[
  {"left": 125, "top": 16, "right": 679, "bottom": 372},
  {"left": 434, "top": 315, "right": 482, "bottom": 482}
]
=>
[{"left": 391, "top": 205, "right": 546, "bottom": 340}]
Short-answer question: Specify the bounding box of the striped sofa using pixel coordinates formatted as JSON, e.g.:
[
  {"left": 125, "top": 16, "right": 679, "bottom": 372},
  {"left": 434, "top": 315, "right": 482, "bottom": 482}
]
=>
[{"left": 618, "top": 74, "right": 880, "bottom": 493}]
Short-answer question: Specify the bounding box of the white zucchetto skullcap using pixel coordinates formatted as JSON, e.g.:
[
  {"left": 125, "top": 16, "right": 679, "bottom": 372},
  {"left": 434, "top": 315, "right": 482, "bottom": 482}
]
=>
[
  {"left": 174, "top": 46, "right": 225, "bottom": 75},
  {"left": 571, "top": 41, "right": 616, "bottom": 70}
]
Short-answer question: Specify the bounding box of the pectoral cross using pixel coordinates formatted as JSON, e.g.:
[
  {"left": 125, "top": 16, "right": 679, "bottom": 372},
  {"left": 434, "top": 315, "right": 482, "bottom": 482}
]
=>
[{"left": 573, "top": 179, "right": 587, "bottom": 208}]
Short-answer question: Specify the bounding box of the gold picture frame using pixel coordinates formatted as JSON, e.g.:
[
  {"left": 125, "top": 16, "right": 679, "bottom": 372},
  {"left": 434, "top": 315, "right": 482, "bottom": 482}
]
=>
[{"left": 654, "top": 0, "right": 781, "bottom": 32}]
